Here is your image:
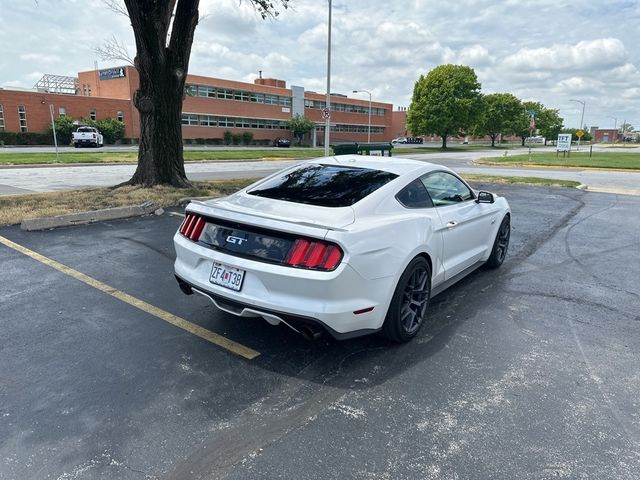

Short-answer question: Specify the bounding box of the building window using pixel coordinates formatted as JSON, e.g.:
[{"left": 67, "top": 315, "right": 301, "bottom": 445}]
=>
[
  {"left": 59, "top": 107, "right": 66, "bottom": 117},
  {"left": 181, "top": 113, "right": 199, "bottom": 126},
  {"left": 199, "top": 115, "right": 216, "bottom": 127},
  {"left": 0, "top": 104, "right": 4, "bottom": 131},
  {"left": 89, "top": 109, "right": 97, "bottom": 121},
  {"left": 181, "top": 112, "right": 290, "bottom": 130},
  {"left": 197, "top": 85, "right": 216, "bottom": 97},
  {"left": 116, "top": 111, "right": 124, "bottom": 122},
  {"left": 18, "top": 105, "right": 27, "bottom": 132}
]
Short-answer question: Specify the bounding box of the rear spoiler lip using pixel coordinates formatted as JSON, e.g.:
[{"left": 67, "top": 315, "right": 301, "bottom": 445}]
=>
[{"left": 186, "top": 200, "right": 351, "bottom": 233}]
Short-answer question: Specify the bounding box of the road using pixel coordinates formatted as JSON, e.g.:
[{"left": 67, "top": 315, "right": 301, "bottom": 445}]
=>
[
  {"left": 1, "top": 147, "right": 639, "bottom": 196},
  {"left": 1, "top": 184, "right": 639, "bottom": 479}
]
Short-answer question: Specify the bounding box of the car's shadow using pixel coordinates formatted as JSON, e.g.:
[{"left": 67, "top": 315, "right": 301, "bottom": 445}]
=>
[{"left": 207, "top": 263, "right": 505, "bottom": 392}]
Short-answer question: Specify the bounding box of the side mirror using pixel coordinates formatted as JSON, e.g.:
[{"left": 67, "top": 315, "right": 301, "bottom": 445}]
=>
[{"left": 476, "top": 191, "right": 494, "bottom": 204}]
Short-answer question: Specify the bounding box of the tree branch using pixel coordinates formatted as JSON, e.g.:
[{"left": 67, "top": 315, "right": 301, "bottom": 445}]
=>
[
  {"left": 94, "top": 35, "right": 135, "bottom": 65},
  {"left": 103, "top": 0, "right": 129, "bottom": 17}
]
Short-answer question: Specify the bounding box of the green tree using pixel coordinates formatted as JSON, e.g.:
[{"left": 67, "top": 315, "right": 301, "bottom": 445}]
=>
[
  {"left": 560, "top": 128, "right": 592, "bottom": 142},
  {"left": 288, "top": 114, "right": 315, "bottom": 145},
  {"left": 474, "top": 93, "right": 522, "bottom": 147},
  {"left": 516, "top": 102, "right": 563, "bottom": 146},
  {"left": 47, "top": 116, "right": 77, "bottom": 145},
  {"left": 537, "top": 108, "right": 563, "bottom": 145},
  {"left": 407, "top": 64, "right": 481, "bottom": 149}
]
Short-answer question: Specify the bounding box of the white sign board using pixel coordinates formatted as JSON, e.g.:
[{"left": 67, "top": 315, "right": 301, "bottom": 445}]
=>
[{"left": 557, "top": 134, "right": 572, "bottom": 152}]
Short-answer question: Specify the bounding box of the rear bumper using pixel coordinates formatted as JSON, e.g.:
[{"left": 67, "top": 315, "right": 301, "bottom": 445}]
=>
[
  {"left": 174, "top": 274, "right": 380, "bottom": 340},
  {"left": 173, "top": 233, "right": 394, "bottom": 339}
]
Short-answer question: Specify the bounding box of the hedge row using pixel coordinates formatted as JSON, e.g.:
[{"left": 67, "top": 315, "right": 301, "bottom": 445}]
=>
[{"left": 0, "top": 131, "right": 53, "bottom": 146}]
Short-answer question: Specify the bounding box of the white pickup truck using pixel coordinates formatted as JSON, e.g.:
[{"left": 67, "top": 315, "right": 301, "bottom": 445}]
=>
[{"left": 72, "top": 126, "right": 104, "bottom": 148}]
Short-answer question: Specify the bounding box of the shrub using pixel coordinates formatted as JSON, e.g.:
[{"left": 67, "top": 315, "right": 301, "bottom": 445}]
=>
[
  {"left": 232, "top": 133, "right": 242, "bottom": 145},
  {"left": 223, "top": 130, "right": 233, "bottom": 145},
  {"left": 0, "top": 131, "right": 18, "bottom": 145},
  {"left": 96, "top": 118, "right": 125, "bottom": 144},
  {"left": 16, "top": 132, "right": 52, "bottom": 145},
  {"left": 47, "top": 116, "right": 76, "bottom": 145},
  {"left": 242, "top": 131, "right": 254, "bottom": 145}
]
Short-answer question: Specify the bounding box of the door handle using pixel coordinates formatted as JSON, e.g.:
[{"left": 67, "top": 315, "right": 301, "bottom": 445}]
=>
[{"left": 446, "top": 221, "right": 458, "bottom": 228}]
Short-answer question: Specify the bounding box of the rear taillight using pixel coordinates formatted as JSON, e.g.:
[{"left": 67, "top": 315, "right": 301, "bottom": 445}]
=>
[
  {"left": 179, "top": 213, "right": 206, "bottom": 241},
  {"left": 284, "top": 239, "right": 343, "bottom": 271}
]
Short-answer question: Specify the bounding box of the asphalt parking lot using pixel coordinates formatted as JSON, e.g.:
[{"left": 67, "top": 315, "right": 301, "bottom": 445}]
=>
[{"left": 1, "top": 184, "right": 639, "bottom": 479}]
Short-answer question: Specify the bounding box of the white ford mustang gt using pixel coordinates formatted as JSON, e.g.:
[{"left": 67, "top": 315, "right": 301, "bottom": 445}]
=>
[{"left": 174, "top": 155, "right": 510, "bottom": 342}]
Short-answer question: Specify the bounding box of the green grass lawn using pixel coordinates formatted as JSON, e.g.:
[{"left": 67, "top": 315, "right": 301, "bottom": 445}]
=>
[
  {"left": 476, "top": 151, "right": 640, "bottom": 170},
  {"left": 0, "top": 149, "right": 325, "bottom": 166},
  {"left": 0, "top": 174, "right": 579, "bottom": 226}
]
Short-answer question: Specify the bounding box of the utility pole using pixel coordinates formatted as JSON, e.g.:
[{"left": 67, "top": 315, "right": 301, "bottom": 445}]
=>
[
  {"left": 323, "top": 0, "right": 332, "bottom": 156},
  {"left": 570, "top": 99, "right": 586, "bottom": 151}
]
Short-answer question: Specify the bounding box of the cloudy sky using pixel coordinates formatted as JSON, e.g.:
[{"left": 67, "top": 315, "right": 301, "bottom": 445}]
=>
[{"left": 1, "top": 0, "right": 639, "bottom": 130}]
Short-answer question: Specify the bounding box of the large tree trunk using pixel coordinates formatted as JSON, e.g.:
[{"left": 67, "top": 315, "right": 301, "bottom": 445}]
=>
[
  {"left": 124, "top": 0, "right": 199, "bottom": 187},
  {"left": 490, "top": 134, "right": 496, "bottom": 147},
  {"left": 441, "top": 134, "right": 447, "bottom": 149},
  {"left": 130, "top": 64, "right": 190, "bottom": 187}
]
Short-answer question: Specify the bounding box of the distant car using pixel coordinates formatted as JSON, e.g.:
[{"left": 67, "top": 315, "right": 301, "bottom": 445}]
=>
[
  {"left": 273, "top": 137, "right": 291, "bottom": 148},
  {"left": 72, "top": 126, "right": 103, "bottom": 148},
  {"left": 391, "top": 137, "right": 408, "bottom": 144},
  {"left": 174, "top": 155, "right": 511, "bottom": 343}
]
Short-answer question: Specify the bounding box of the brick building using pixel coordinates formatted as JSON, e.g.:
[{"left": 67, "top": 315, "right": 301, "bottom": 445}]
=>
[
  {"left": 592, "top": 128, "right": 621, "bottom": 143},
  {"left": 0, "top": 66, "right": 395, "bottom": 145}
]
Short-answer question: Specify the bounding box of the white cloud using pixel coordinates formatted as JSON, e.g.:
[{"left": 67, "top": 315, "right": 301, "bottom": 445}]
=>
[
  {"left": 1, "top": 0, "right": 639, "bottom": 127},
  {"left": 503, "top": 38, "right": 627, "bottom": 72}
]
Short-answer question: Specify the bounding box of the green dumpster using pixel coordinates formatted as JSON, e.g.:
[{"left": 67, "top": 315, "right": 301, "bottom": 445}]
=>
[
  {"left": 331, "top": 143, "right": 359, "bottom": 155},
  {"left": 357, "top": 142, "right": 394, "bottom": 157}
]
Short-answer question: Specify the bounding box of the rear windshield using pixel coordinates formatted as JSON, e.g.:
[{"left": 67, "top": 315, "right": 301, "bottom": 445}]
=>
[{"left": 248, "top": 164, "right": 398, "bottom": 207}]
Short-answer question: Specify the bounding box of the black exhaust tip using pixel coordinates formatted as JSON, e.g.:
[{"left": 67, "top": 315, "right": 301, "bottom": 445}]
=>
[
  {"left": 299, "top": 325, "right": 323, "bottom": 341},
  {"left": 175, "top": 275, "right": 194, "bottom": 295}
]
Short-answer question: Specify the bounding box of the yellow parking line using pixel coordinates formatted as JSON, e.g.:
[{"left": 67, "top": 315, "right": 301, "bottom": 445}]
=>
[{"left": 0, "top": 235, "right": 260, "bottom": 360}]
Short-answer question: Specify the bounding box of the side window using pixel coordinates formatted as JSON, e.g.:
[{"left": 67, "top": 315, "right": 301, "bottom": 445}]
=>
[
  {"left": 396, "top": 179, "right": 434, "bottom": 209},
  {"left": 421, "top": 172, "right": 474, "bottom": 206}
]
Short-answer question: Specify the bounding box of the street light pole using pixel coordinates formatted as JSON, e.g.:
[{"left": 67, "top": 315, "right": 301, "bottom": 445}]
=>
[
  {"left": 569, "top": 99, "right": 586, "bottom": 151},
  {"left": 324, "top": 0, "right": 332, "bottom": 156},
  {"left": 352, "top": 89, "right": 372, "bottom": 143}
]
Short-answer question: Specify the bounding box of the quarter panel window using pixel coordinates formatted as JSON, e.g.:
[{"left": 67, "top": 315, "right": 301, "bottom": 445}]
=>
[{"left": 396, "top": 179, "right": 433, "bottom": 209}]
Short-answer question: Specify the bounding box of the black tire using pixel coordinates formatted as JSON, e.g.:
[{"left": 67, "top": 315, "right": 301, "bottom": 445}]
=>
[
  {"left": 382, "top": 256, "right": 431, "bottom": 343},
  {"left": 486, "top": 215, "right": 510, "bottom": 269},
  {"left": 73, "top": 143, "right": 79, "bottom": 148}
]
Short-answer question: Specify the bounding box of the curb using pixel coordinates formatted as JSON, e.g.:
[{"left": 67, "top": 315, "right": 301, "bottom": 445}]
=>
[{"left": 21, "top": 202, "right": 164, "bottom": 231}]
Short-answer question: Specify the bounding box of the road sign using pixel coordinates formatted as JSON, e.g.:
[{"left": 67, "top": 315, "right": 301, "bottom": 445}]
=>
[
  {"left": 321, "top": 108, "right": 331, "bottom": 119},
  {"left": 576, "top": 129, "right": 585, "bottom": 138},
  {"left": 557, "top": 133, "right": 572, "bottom": 152}
]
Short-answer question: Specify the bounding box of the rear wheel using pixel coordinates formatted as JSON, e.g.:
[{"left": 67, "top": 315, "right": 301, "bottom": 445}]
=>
[
  {"left": 486, "top": 215, "right": 510, "bottom": 269},
  {"left": 382, "top": 257, "right": 431, "bottom": 343}
]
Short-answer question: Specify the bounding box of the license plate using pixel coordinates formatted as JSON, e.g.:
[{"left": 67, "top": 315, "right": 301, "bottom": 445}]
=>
[{"left": 209, "top": 262, "right": 245, "bottom": 291}]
